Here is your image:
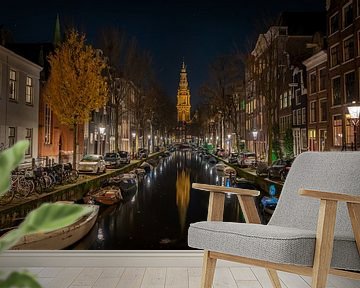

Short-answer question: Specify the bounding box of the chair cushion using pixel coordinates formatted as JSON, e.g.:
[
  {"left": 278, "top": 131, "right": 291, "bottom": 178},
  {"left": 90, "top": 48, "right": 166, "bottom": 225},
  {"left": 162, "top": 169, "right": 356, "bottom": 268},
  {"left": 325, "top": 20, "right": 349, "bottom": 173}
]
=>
[{"left": 188, "top": 221, "right": 360, "bottom": 271}]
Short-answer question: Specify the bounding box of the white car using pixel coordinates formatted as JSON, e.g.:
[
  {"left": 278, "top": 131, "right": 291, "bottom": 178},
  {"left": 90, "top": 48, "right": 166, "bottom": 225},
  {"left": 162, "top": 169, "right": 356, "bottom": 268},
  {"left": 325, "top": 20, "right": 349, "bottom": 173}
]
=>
[{"left": 78, "top": 154, "right": 107, "bottom": 174}]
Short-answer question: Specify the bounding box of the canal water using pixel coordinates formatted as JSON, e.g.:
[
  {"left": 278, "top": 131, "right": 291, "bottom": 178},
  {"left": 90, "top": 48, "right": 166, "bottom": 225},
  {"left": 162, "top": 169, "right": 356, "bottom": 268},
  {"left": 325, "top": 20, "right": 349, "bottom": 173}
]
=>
[{"left": 71, "top": 150, "right": 250, "bottom": 250}]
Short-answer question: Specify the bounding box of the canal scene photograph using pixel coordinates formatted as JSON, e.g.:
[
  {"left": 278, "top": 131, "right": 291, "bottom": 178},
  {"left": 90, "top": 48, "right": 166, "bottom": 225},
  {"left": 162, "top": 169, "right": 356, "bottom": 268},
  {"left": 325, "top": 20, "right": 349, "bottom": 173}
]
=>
[{"left": 0, "top": 0, "right": 360, "bottom": 287}]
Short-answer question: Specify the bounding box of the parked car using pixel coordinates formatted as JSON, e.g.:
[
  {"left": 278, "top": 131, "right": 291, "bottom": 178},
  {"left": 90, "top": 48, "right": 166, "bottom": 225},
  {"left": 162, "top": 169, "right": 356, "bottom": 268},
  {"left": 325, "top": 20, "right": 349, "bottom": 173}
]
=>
[
  {"left": 267, "top": 158, "right": 294, "bottom": 181},
  {"left": 104, "top": 152, "right": 121, "bottom": 168},
  {"left": 237, "top": 152, "right": 256, "bottom": 167},
  {"left": 228, "top": 152, "right": 239, "bottom": 164},
  {"left": 118, "top": 151, "right": 131, "bottom": 164},
  {"left": 78, "top": 154, "right": 106, "bottom": 174}
]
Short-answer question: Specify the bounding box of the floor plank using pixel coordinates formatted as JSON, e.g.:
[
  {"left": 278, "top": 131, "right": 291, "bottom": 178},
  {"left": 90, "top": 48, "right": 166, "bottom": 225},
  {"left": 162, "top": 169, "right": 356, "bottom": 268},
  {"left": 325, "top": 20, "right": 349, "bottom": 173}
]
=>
[
  {"left": 141, "top": 267, "right": 167, "bottom": 288},
  {"left": 116, "top": 267, "right": 145, "bottom": 288}
]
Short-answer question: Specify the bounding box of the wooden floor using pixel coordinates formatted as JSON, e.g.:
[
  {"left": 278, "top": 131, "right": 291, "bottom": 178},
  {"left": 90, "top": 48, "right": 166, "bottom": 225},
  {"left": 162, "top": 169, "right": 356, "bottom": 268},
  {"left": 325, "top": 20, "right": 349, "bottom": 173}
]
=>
[{"left": 1, "top": 251, "right": 359, "bottom": 288}]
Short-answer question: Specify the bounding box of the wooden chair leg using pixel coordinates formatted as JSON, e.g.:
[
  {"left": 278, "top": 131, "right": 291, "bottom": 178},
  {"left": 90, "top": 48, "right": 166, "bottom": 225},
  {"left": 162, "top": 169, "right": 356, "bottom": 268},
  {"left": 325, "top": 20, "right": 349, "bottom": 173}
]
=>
[
  {"left": 266, "top": 269, "right": 282, "bottom": 288},
  {"left": 201, "top": 250, "right": 217, "bottom": 288},
  {"left": 311, "top": 200, "right": 337, "bottom": 288}
]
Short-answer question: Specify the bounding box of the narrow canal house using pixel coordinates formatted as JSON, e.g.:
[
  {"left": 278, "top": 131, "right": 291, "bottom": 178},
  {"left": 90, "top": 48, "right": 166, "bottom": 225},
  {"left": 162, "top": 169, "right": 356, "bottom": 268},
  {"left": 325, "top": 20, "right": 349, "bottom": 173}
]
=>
[
  {"left": 245, "top": 12, "right": 325, "bottom": 160},
  {"left": 0, "top": 45, "right": 42, "bottom": 164},
  {"left": 326, "top": 0, "right": 360, "bottom": 150}
]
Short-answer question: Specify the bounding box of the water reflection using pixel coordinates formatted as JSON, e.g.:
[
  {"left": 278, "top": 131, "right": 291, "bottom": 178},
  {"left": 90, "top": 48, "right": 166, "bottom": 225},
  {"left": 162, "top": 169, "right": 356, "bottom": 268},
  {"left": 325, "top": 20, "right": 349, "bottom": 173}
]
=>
[{"left": 72, "top": 150, "right": 248, "bottom": 250}]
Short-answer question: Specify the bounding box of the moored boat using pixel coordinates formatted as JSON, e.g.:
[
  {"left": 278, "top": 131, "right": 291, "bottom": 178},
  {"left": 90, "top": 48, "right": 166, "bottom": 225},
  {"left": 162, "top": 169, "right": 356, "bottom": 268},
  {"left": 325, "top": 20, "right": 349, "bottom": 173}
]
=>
[
  {"left": 92, "top": 186, "right": 122, "bottom": 205},
  {"left": 6, "top": 204, "right": 99, "bottom": 250}
]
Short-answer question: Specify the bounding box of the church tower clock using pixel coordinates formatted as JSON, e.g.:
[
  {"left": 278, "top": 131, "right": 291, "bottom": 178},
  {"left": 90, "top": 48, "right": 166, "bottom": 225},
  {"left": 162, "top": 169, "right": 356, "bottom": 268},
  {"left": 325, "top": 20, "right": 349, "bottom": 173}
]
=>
[{"left": 176, "top": 61, "right": 191, "bottom": 123}]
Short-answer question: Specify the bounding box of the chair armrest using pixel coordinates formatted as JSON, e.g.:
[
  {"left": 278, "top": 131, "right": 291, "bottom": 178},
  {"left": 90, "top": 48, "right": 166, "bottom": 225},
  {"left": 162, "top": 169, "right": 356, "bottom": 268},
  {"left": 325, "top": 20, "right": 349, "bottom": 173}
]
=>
[
  {"left": 299, "top": 189, "right": 360, "bottom": 204},
  {"left": 192, "top": 183, "right": 261, "bottom": 223},
  {"left": 192, "top": 183, "right": 260, "bottom": 197}
]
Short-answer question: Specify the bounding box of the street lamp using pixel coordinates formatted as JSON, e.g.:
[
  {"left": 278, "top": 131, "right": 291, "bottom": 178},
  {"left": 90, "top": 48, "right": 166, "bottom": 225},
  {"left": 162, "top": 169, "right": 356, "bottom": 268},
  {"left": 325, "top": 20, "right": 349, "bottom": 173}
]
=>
[
  {"left": 99, "top": 126, "right": 106, "bottom": 156},
  {"left": 131, "top": 132, "right": 136, "bottom": 159},
  {"left": 227, "top": 134, "right": 231, "bottom": 155},
  {"left": 347, "top": 101, "right": 360, "bottom": 151},
  {"left": 147, "top": 134, "right": 151, "bottom": 153},
  {"left": 252, "top": 129, "right": 258, "bottom": 163}
]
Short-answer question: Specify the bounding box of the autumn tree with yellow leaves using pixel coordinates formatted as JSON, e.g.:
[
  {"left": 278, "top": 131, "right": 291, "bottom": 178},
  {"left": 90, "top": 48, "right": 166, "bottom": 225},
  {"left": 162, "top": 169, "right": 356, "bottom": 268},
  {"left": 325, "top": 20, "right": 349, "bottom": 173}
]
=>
[{"left": 43, "top": 29, "right": 108, "bottom": 166}]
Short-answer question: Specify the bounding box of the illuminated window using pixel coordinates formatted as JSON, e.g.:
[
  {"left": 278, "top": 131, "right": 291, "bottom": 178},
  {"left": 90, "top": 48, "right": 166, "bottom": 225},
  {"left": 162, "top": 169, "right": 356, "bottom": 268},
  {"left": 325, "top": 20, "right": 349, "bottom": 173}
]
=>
[
  {"left": 9, "top": 69, "right": 17, "bottom": 100},
  {"left": 25, "top": 128, "right": 32, "bottom": 156},
  {"left": 8, "top": 127, "right": 16, "bottom": 147},
  {"left": 25, "top": 76, "right": 33, "bottom": 104},
  {"left": 44, "top": 104, "right": 52, "bottom": 144},
  {"left": 333, "top": 115, "right": 342, "bottom": 146}
]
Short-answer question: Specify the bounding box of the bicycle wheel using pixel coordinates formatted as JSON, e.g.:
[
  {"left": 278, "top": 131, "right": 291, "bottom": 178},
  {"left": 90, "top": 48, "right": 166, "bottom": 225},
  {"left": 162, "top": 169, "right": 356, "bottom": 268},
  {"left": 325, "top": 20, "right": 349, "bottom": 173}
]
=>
[{"left": 16, "top": 176, "right": 34, "bottom": 198}]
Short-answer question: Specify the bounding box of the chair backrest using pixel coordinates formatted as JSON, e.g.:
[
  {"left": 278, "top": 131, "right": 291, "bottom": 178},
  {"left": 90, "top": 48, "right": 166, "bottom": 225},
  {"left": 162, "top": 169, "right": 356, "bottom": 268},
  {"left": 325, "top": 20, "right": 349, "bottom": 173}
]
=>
[{"left": 269, "top": 152, "right": 360, "bottom": 239}]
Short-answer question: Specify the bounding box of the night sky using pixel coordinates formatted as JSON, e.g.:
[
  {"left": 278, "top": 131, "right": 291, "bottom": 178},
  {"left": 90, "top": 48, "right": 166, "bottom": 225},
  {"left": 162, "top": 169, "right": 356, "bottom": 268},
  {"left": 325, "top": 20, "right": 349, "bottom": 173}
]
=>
[{"left": 1, "top": 0, "right": 325, "bottom": 106}]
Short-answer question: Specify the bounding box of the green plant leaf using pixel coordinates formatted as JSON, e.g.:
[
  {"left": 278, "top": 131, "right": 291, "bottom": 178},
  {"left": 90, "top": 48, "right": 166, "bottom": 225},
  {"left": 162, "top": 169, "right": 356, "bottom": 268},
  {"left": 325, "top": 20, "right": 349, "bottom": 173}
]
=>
[
  {"left": 0, "top": 203, "right": 92, "bottom": 252},
  {"left": 0, "top": 141, "right": 29, "bottom": 196},
  {"left": 0, "top": 271, "right": 41, "bottom": 288}
]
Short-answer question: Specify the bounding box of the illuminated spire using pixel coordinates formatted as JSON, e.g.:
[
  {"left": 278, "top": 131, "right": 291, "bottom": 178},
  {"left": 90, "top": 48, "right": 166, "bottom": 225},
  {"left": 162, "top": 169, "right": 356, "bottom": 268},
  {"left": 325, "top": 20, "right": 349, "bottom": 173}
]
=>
[{"left": 176, "top": 61, "right": 191, "bottom": 122}]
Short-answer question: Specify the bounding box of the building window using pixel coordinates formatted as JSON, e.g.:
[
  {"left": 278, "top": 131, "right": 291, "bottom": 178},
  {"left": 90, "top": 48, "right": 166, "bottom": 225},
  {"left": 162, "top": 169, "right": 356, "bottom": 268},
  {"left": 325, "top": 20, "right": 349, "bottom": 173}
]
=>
[
  {"left": 330, "top": 12, "right": 339, "bottom": 34},
  {"left": 297, "top": 109, "right": 301, "bottom": 126},
  {"left": 310, "top": 73, "right": 317, "bottom": 94},
  {"left": 319, "top": 99, "right": 327, "bottom": 122},
  {"left": 301, "top": 129, "right": 307, "bottom": 150},
  {"left": 292, "top": 110, "right": 296, "bottom": 125},
  {"left": 346, "top": 120, "right": 355, "bottom": 145},
  {"left": 319, "top": 129, "right": 327, "bottom": 151},
  {"left": 319, "top": 68, "right": 326, "bottom": 91},
  {"left": 344, "top": 2, "right": 354, "bottom": 28},
  {"left": 25, "top": 76, "right": 33, "bottom": 104},
  {"left": 332, "top": 77, "right": 341, "bottom": 106},
  {"left": 343, "top": 37, "right": 354, "bottom": 61},
  {"left": 283, "top": 92, "right": 288, "bottom": 108},
  {"left": 308, "top": 129, "right": 317, "bottom": 151},
  {"left": 345, "top": 71, "right": 356, "bottom": 103},
  {"left": 25, "top": 128, "right": 32, "bottom": 157},
  {"left": 310, "top": 101, "right": 316, "bottom": 123},
  {"left": 9, "top": 69, "right": 17, "bottom": 100},
  {"left": 330, "top": 45, "right": 340, "bottom": 67},
  {"left": 44, "top": 104, "right": 52, "bottom": 144},
  {"left": 280, "top": 94, "right": 283, "bottom": 109},
  {"left": 333, "top": 115, "right": 342, "bottom": 146},
  {"left": 295, "top": 89, "right": 301, "bottom": 105},
  {"left": 8, "top": 127, "right": 16, "bottom": 147},
  {"left": 302, "top": 107, "right": 306, "bottom": 124}
]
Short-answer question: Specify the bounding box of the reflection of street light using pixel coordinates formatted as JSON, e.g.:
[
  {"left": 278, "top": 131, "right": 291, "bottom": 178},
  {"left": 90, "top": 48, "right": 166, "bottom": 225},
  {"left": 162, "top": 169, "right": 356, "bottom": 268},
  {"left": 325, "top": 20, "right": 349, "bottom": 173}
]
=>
[
  {"left": 227, "top": 134, "right": 231, "bottom": 154},
  {"left": 252, "top": 129, "right": 258, "bottom": 163},
  {"left": 216, "top": 136, "right": 219, "bottom": 147},
  {"left": 147, "top": 134, "right": 151, "bottom": 153},
  {"left": 99, "top": 126, "right": 106, "bottom": 155},
  {"left": 131, "top": 132, "right": 136, "bottom": 159},
  {"left": 347, "top": 101, "right": 360, "bottom": 151}
]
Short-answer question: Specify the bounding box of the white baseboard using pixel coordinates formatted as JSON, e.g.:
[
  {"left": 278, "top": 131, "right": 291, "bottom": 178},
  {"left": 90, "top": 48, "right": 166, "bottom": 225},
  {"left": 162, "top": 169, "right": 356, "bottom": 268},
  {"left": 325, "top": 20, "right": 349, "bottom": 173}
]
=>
[{"left": 0, "top": 250, "right": 247, "bottom": 268}]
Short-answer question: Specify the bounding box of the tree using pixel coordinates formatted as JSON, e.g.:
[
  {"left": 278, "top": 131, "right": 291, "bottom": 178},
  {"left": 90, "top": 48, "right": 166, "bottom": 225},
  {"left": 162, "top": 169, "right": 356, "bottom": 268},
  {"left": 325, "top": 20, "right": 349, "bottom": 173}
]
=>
[
  {"left": 284, "top": 127, "right": 294, "bottom": 159},
  {"left": 43, "top": 29, "right": 108, "bottom": 166}
]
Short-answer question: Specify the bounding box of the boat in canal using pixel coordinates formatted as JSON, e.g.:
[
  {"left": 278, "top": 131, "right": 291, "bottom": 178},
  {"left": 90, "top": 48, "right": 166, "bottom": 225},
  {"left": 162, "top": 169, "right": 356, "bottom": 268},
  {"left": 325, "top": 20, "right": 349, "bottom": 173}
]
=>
[
  {"left": 92, "top": 187, "right": 123, "bottom": 205},
  {"left": 5, "top": 204, "right": 99, "bottom": 250}
]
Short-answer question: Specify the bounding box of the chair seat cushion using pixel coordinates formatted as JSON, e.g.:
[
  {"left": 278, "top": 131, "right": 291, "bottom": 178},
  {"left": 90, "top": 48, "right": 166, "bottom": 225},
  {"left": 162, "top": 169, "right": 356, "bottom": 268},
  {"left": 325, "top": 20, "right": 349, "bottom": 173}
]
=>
[{"left": 188, "top": 221, "right": 360, "bottom": 271}]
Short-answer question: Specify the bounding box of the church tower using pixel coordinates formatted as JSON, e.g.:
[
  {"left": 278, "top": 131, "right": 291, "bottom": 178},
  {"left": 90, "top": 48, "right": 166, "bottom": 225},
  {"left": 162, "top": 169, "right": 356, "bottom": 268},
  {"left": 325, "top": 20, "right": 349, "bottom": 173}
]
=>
[{"left": 176, "top": 61, "right": 191, "bottom": 122}]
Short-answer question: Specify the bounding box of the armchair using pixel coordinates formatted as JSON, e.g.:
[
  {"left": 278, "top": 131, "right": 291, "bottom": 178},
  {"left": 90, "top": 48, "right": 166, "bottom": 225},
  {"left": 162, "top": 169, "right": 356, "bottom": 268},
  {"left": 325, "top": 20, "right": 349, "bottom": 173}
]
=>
[{"left": 188, "top": 152, "right": 360, "bottom": 288}]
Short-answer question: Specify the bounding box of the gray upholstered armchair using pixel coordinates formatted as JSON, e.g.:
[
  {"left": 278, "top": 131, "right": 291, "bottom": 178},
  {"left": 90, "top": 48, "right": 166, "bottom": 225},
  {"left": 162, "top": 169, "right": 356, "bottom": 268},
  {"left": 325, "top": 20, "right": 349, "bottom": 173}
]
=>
[{"left": 188, "top": 152, "right": 360, "bottom": 288}]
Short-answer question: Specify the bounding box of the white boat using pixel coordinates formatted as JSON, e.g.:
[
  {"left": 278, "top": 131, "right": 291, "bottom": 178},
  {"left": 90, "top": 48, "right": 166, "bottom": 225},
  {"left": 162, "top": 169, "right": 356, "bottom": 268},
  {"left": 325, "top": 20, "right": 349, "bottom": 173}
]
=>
[{"left": 6, "top": 204, "right": 99, "bottom": 250}]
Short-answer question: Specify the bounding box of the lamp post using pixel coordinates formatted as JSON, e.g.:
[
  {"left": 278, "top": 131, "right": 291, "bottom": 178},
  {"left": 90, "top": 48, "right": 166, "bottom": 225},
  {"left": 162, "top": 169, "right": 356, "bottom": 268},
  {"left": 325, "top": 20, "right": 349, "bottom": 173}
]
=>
[
  {"left": 131, "top": 132, "right": 136, "bottom": 159},
  {"left": 347, "top": 101, "right": 360, "bottom": 151},
  {"left": 252, "top": 129, "right": 258, "bottom": 163},
  {"left": 227, "top": 134, "right": 231, "bottom": 155},
  {"left": 99, "top": 126, "right": 106, "bottom": 156}
]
